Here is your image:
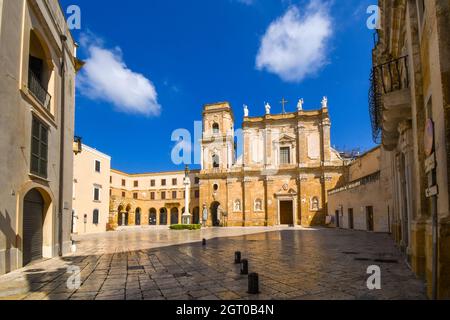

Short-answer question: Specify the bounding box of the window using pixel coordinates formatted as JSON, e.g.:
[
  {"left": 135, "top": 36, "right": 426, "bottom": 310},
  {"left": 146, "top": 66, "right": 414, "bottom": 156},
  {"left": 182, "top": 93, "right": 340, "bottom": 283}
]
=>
[
  {"left": 161, "top": 179, "right": 167, "bottom": 186},
  {"left": 161, "top": 192, "right": 166, "bottom": 200},
  {"left": 95, "top": 160, "right": 101, "bottom": 173},
  {"left": 195, "top": 177, "right": 200, "bottom": 184},
  {"left": 30, "top": 117, "right": 48, "bottom": 178},
  {"left": 122, "top": 179, "right": 126, "bottom": 187},
  {"left": 133, "top": 193, "right": 138, "bottom": 200},
  {"left": 134, "top": 180, "right": 139, "bottom": 187},
  {"left": 195, "top": 190, "right": 200, "bottom": 198},
  {"left": 212, "top": 154, "right": 220, "bottom": 168},
  {"left": 122, "top": 192, "right": 126, "bottom": 198},
  {"left": 151, "top": 180, "right": 156, "bottom": 187},
  {"left": 172, "top": 191, "right": 177, "bottom": 199},
  {"left": 172, "top": 178, "right": 177, "bottom": 186},
  {"left": 93, "top": 209, "right": 99, "bottom": 225},
  {"left": 94, "top": 187, "right": 100, "bottom": 201},
  {"left": 213, "top": 184, "right": 219, "bottom": 192},
  {"left": 212, "top": 123, "right": 220, "bottom": 134},
  {"left": 150, "top": 192, "right": 155, "bottom": 200},
  {"left": 280, "top": 147, "right": 290, "bottom": 165},
  {"left": 28, "top": 31, "right": 51, "bottom": 110}
]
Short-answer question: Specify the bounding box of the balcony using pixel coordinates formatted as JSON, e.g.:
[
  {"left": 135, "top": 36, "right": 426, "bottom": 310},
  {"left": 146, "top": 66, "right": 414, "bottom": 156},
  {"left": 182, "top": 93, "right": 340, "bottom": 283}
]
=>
[
  {"left": 370, "top": 56, "right": 411, "bottom": 151},
  {"left": 28, "top": 70, "right": 51, "bottom": 111}
]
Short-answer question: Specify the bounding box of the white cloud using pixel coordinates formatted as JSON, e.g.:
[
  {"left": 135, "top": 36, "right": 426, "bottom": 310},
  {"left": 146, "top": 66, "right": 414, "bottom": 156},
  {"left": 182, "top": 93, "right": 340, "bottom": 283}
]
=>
[
  {"left": 256, "top": 1, "right": 333, "bottom": 82},
  {"left": 78, "top": 34, "right": 161, "bottom": 116}
]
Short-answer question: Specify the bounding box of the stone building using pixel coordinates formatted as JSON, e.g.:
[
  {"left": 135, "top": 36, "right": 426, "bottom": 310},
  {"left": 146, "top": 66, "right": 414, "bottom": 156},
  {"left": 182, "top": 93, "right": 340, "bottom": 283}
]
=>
[
  {"left": 198, "top": 100, "right": 346, "bottom": 227},
  {"left": 328, "top": 146, "right": 394, "bottom": 233},
  {"left": 108, "top": 99, "right": 346, "bottom": 229},
  {"left": 0, "top": 0, "right": 81, "bottom": 275},
  {"left": 109, "top": 169, "right": 201, "bottom": 229},
  {"left": 370, "top": 0, "right": 450, "bottom": 298},
  {"left": 73, "top": 145, "right": 111, "bottom": 234}
]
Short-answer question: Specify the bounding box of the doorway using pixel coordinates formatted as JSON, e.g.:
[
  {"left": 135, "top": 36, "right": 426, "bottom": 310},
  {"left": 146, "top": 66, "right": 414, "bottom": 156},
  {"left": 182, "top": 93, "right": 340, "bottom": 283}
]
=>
[
  {"left": 279, "top": 200, "right": 294, "bottom": 225},
  {"left": 23, "top": 189, "right": 44, "bottom": 266},
  {"left": 135, "top": 208, "right": 141, "bottom": 226},
  {"left": 335, "top": 210, "right": 340, "bottom": 228},
  {"left": 366, "top": 206, "right": 374, "bottom": 231},
  {"left": 211, "top": 202, "right": 221, "bottom": 226},
  {"left": 348, "top": 208, "right": 354, "bottom": 229}
]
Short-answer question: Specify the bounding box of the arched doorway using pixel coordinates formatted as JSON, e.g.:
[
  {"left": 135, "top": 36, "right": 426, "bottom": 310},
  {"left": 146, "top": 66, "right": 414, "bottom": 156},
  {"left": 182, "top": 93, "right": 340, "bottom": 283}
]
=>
[
  {"left": 117, "top": 205, "right": 124, "bottom": 226},
  {"left": 159, "top": 208, "right": 168, "bottom": 225},
  {"left": 171, "top": 208, "right": 179, "bottom": 225},
  {"left": 193, "top": 207, "right": 200, "bottom": 224},
  {"left": 149, "top": 208, "right": 157, "bottom": 225},
  {"left": 211, "top": 202, "right": 221, "bottom": 227},
  {"left": 23, "top": 189, "right": 44, "bottom": 266},
  {"left": 135, "top": 208, "right": 142, "bottom": 226}
]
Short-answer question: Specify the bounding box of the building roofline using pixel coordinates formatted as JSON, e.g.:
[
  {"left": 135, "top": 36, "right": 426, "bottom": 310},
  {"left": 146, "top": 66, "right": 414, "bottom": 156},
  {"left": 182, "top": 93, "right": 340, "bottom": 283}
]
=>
[
  {"left": 111, "top": 168, "right": 201, "bottom": 177},
  {"left": 81, "top": 144, "right": 111, "bottom": 160}
]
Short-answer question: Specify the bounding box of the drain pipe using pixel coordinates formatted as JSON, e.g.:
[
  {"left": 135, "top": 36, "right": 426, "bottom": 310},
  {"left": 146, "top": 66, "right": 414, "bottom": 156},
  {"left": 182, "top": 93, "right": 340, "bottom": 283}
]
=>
[{"left": 58, "top": 34, "right": 68, "bottom": 256}]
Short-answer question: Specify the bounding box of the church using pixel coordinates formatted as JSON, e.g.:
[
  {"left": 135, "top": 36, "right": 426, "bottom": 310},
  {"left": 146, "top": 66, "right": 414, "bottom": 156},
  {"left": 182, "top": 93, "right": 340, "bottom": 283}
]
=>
[{"left": 104, "top": 98, "right": 347, "bottom": 229}]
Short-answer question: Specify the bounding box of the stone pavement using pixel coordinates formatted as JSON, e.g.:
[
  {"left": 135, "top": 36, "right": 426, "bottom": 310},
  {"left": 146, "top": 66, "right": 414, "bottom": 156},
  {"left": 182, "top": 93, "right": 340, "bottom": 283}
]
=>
[{"left": 0, "top": 227, "right": 427, "bottom": 300}]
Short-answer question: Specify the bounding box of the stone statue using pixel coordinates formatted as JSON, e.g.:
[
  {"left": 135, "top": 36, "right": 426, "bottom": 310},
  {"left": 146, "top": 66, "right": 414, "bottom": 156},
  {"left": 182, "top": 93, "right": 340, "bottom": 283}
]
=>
[
  {"left": 322, "top": 96, "right": 328, "bottom": 109},
  {"left": 265, "top": 102, "right": 271, "bottom": 115},
  {"left": 297, "top": 98, "right": 304, "bottom": 111},
  {"left": 202, "top": 204, "right": 208, "bottom": 227},
  {"left": 243, "top": 104, "right": 249, "bottom": 117}
]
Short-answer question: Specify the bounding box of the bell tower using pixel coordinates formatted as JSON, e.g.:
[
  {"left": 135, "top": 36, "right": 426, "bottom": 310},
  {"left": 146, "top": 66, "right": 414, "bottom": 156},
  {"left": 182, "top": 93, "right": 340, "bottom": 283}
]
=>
[{"left": 201, "top": 102, "right": 235, "bottom": 171}]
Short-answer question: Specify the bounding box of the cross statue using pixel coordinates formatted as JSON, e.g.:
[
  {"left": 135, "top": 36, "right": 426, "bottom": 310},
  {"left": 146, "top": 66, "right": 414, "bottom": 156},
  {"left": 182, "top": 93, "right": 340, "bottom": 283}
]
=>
[{"left": 280, "top": 98, "right": 288, "bottom": 114}]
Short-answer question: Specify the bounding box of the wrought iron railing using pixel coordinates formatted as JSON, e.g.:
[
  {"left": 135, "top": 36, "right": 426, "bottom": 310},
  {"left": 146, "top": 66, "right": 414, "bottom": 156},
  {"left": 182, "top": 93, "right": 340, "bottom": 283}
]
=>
[
  {"left": 374, "top": 56, "right": 409, "bottom": 94},
  {"left": 369, "top": 68, "right": 383, "bottom": 144},
  {"left": 28, "top": 70, "right": 51, "bottom": 110},
  {"left": 369, "top": 56, "right": 409, "bottom": 144}
]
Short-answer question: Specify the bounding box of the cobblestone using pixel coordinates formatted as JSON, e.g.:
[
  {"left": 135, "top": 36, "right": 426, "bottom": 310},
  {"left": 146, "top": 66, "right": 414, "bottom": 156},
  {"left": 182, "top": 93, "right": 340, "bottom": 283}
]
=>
[{"left": 0, "top": 227, "right": 427, "bottom": 300}]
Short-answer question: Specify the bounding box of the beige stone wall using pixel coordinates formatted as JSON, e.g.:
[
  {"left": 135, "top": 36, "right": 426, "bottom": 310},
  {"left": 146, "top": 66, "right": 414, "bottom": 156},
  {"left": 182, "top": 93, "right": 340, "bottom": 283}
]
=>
[
  {"left": 110, "top": 170, "right": 200, "bottom": 228},
  {"left": 374, "top": 0, "right": 450, "bottom": 298},
  {"left": 0, "top": 0, "right": 77, "bottom": 275},
  {"left": 73, "top": 145, "right": 111, "bottom": 234}
]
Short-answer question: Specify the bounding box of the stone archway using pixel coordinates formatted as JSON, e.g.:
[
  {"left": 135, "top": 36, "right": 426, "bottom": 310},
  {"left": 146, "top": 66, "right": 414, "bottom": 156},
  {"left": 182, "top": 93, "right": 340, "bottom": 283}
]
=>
[
  {"left": 211, "top": 202, "right": 221, "bottom": 227},
  {"left": 149, "top": 208, "right": 157, "bottom": 225},
  {"left": 135, "top": 208, "right": 142, "bottom": 226},
  {"left": 171, "top": 208, "right": 179, "bottom": 225},
  {"left": 193, "top": 207, "right": 200, "bottom": 224},
  {"left": 159, "top": 208, "right": 168, "bottom": 225}
]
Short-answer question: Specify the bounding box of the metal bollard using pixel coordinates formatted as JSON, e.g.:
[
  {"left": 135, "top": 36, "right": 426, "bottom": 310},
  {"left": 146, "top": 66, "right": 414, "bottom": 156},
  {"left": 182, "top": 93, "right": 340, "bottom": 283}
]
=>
[
  {"left": 235, "top": 251, "right": 242, "bottom": 264},
  {"left": 240, "top": 259, "right": 248, "bottom": 275},
  {"left": 248, "top": 273, "right": 260, "bottom": 294},
  {"left": 202, "top": 239, "right": 206, "bottom": 246}
]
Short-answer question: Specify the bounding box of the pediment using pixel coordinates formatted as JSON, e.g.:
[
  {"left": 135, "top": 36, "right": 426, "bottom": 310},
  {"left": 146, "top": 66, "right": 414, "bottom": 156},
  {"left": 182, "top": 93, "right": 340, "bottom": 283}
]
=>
[{"left": 277, "top": 134, "right": 296, "bottom": 144}]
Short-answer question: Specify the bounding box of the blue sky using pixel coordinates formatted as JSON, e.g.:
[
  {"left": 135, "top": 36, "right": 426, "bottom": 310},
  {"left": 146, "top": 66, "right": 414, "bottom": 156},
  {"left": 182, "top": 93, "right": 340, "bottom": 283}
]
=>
[{"left": 61, "top": 0, "right": 377, "bottom": 173}]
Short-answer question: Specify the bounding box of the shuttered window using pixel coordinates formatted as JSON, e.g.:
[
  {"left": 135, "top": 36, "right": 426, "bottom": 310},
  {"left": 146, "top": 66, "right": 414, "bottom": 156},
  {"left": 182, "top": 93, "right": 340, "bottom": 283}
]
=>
[
  {"left": 30, "top": 117, "right": 48, "bottom": 178},
  {"left": 94, "top": 188, "right": 100, "bottom": 201},
  {"left": 280, "top": 147, "right": 290, "bottom": 165},
  {"left": 95, "top": 160, "right": 101, "bottom": 173},
  {"left": 93, "top": 209, "right": 99, "bottom": 224}
]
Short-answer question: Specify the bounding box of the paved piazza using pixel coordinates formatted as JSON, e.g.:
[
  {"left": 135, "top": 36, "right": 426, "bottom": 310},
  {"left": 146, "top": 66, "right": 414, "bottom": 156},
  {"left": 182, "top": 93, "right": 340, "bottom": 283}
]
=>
[{"left": 0, "top": 227, "right": 427, "bottom": 300}]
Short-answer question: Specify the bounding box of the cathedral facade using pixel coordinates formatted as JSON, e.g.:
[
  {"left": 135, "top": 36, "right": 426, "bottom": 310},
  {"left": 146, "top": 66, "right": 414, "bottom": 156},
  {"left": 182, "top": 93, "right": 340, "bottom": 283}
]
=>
[
  {"left": 106, "top": 99, "right": 346, "bottom": 229},
  {"left": 199, "top": 101, "right": 346, "bottom": 227}
]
